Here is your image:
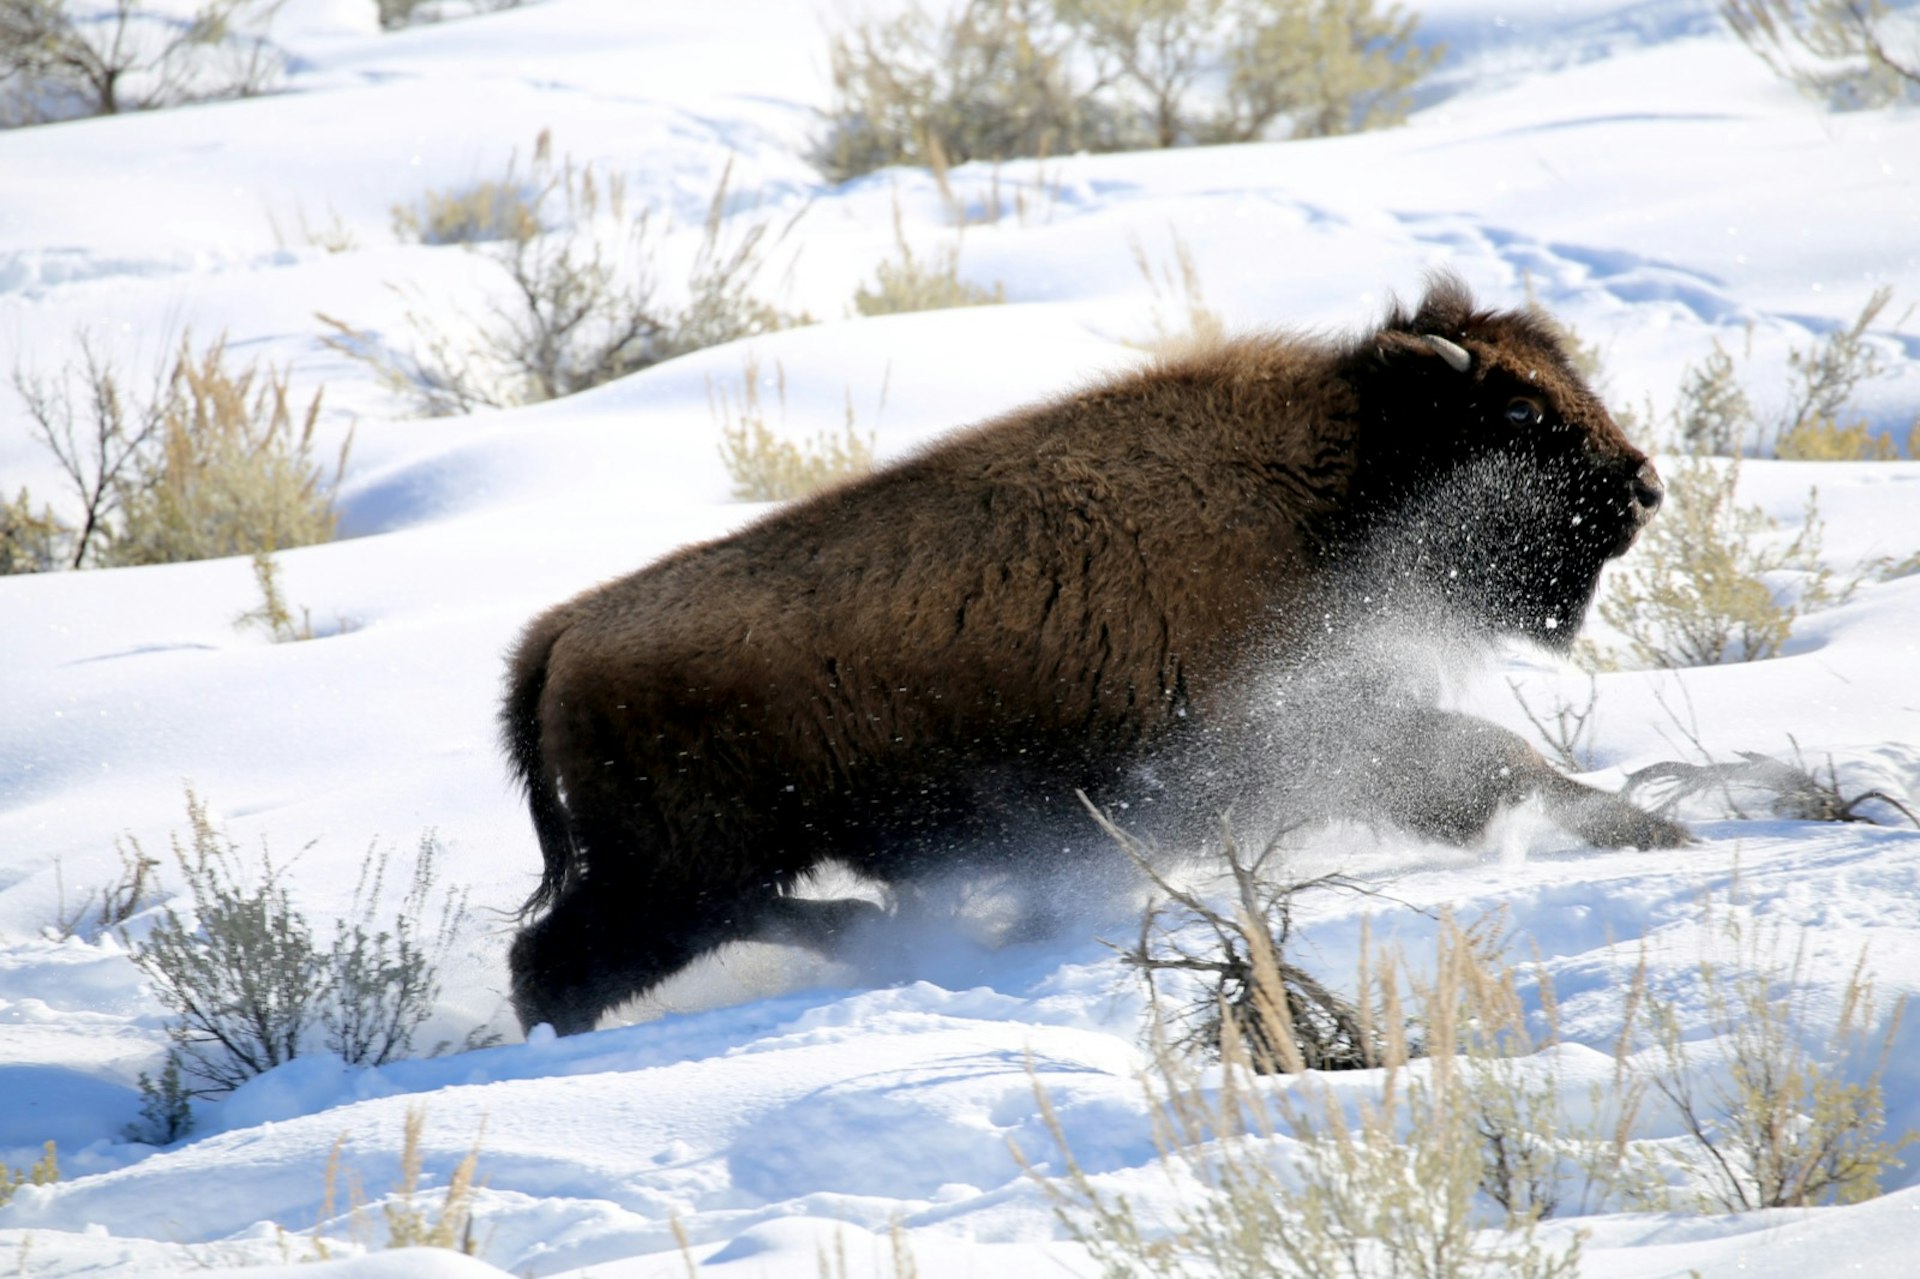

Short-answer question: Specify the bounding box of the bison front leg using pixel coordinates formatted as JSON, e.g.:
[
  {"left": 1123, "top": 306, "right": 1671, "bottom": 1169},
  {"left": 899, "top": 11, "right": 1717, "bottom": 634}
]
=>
[{"left": 1377, "top": 709, "right": 1690, "bottom": 850}]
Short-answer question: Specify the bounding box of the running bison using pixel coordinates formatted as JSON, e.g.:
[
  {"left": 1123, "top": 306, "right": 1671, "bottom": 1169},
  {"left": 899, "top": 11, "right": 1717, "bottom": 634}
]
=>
[{"left": 500, "top": 276, "right": 1686, "bottom": 1035}]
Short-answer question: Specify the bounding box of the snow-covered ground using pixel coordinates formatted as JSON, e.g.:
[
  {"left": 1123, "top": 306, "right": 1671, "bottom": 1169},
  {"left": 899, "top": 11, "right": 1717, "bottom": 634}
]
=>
[{"left": 3, "top": 1, "right": 1919, "bottom": 1274}]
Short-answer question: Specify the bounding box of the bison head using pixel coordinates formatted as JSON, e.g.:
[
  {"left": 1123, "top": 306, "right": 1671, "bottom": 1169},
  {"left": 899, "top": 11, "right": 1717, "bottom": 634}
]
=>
[{"left": 1336, "top": 276, "right": 1662, "bottom": 648}]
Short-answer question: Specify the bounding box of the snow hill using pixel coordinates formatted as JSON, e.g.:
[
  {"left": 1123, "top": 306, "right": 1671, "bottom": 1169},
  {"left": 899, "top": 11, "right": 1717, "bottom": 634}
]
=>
[{"left": 3, "top": 1, "right": 1919, "bottom": 1275}]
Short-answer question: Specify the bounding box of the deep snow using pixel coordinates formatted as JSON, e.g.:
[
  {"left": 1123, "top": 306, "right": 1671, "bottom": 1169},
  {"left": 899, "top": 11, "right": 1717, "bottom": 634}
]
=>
[{"left": 3, "top": 1, "right": 1919, "bottom": 1275}]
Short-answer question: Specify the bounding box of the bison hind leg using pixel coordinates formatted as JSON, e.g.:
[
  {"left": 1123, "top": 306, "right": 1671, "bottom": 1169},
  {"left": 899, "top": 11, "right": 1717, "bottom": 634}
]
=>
[
  {"left": 510, "top": 878, "right": 831, "bottom": 1036},
  {"left": 749, "top": 894, "right": 890, "bottom": 954}
]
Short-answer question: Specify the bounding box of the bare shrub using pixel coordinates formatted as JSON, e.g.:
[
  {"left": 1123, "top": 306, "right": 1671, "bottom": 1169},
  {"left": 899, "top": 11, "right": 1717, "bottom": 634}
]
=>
[
  {"left": 327, "top": 141, "right": 805, "bottom": 415},
  {"left": 0, "top": 1142, "right": 57, "bottom": 1207},
  {"left": 11, "top": 332, "right": 172, "bottom": 568},
  {"left": 129, "top": 789, "right": 470, "bottom": 1099},
  {"left": 1619, "top": 896, "right": 1912, "bottom": 1211},
  {"left": 1083, "top": 800, "right": 1381, "bottom": 1071},
  {"left": 1724, "top": 0, "right": 1920, "bottom": 108},
  {"left": 712, "top": 355, "right": 876, "bottom": 502},
  {"left": 0, "top": 0, "right": 283, "bottom": 126}
]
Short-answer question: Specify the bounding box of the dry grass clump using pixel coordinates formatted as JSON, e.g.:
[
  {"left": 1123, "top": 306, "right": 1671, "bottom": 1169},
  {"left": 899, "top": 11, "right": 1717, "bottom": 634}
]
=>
[
  {"left": 712, "top": 355, "right": 877, "bottom": 503},
  {"left": 817, "top": 0, "right": 1439, "bottom": 181},
  {"left": 103, "top": 337, "right": 341, "bottom": 567},
  {"left": 392, "top": 177, "right": 540, "bottom": 247},
  {"left": 327, "top": 138, "right": 806, "bottom": 415},
  {"left": 288, "top": 1108, "right": 487, "bottom": 1261},
  {"left": 8, "top": 332, "right": 345, "bottom": 571},
  {"left": 853, "top": 201, "right": 1005, "bottom": 316},
  {"left": 1130, "top": 228, "right": 1225, "bottom": 357},
  {"left": 0, "top": 1142, "right": 58, "bottom": 1207},
  {"left": 1724, "top": 0, "right": 1920, "bottom": 108},
  {"left": 0, "top": 0, "right": 283, "bottom": 126}
]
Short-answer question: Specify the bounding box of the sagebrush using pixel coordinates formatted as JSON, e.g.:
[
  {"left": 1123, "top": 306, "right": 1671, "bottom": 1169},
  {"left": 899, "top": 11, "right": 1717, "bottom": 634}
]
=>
[
  {"left": 0, "top": 0, "right": 283, "bottom": 126},
  {"left": 128, "top": 789, "right": 471, "bottom": 1108},
  {"left": 1617, "top": 891, "right": 1912, "bottom": 1211},
  {"left": 1724, "top": 0, "right": 1920, "bottom": 108},
  {"left": 327, "top": 138, "right": 805, "bottom": 414},
  {"left": 817, "top": 0, "right": 1439, "bottom": 180},
  {"left": 1595, "top": 454, "right": 1843, "bottom": 667}
]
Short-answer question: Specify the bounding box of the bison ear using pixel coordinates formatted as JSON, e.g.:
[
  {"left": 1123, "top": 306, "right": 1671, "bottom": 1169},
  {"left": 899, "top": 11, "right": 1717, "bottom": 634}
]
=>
[{"left": 1376, "top": 330, "right": 1475, "bottom": 374}]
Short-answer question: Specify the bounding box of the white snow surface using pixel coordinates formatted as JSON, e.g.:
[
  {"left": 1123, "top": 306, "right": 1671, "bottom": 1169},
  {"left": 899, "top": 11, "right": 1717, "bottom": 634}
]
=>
[{"left": 3, "top": 1, "right": 1920, "bottom": 1275}]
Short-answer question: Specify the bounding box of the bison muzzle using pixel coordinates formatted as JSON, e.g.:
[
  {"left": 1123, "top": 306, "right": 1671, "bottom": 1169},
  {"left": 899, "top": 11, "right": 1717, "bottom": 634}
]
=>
[{"left": 500, "top": 276, "right": 1686, "bottom": 1036}]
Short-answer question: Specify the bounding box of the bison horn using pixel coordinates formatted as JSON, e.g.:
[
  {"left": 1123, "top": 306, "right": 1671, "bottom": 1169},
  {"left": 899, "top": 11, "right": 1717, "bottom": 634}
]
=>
[{"left": 1422, "top": 334, "right": 1472, "bottom": 373}]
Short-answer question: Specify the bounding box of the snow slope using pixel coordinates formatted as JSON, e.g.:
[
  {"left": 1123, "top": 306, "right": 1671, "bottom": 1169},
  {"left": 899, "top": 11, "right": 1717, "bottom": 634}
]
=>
[{"left": 3, "top": 1, "right": 1919, "bottom": 1275}]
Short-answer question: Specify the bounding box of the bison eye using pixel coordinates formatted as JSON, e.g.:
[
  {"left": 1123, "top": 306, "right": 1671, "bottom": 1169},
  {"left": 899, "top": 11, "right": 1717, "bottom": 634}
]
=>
[{"left": 1505, "top": 398, "right": 1544, "bottom": 427}]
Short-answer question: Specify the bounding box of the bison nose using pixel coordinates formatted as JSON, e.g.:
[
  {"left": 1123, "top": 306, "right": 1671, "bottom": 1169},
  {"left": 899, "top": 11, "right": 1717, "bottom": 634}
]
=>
[{"left": 1631, "top": 462, "right": 1664, "bottom": 518}]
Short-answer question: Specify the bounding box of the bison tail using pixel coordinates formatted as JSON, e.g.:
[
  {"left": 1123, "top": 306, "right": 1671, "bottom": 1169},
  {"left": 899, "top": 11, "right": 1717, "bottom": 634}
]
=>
[{"left": 500, "top": 608, "right": 578, "bottom": 918}]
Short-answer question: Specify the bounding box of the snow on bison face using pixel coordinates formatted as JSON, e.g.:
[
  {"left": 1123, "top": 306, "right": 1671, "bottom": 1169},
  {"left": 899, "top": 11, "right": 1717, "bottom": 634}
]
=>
[{"left": 1338, "top": 288, "right": 1662, "bottom": 648}]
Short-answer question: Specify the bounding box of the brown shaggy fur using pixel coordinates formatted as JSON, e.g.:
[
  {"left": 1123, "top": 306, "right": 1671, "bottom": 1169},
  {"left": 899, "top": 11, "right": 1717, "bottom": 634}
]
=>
[{"left": 501, "top": 276, "right": 1685, "bottom": 1035}]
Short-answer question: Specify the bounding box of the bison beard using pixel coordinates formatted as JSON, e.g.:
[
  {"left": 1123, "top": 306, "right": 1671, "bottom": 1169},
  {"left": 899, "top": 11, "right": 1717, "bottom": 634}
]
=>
[{"left": 500, "top": 276, "right": 1688, "bottom": 1036}]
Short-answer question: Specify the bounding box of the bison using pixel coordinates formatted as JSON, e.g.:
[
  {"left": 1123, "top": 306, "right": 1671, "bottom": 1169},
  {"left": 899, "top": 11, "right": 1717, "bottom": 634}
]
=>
[{"left": 500, "top": 276, "right": 1687, "bottom": 1036}]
